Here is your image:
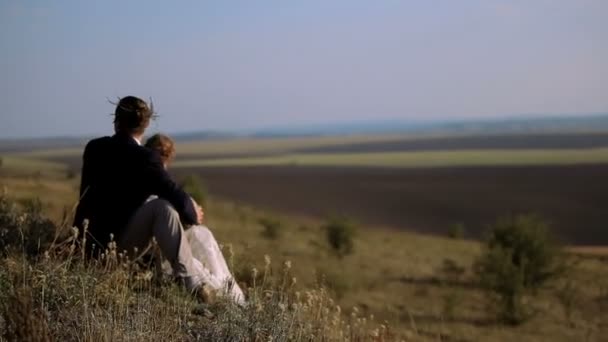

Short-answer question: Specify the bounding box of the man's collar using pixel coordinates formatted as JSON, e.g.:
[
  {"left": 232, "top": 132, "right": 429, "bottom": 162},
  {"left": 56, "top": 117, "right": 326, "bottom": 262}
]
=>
[{"left": 113, "top": 132, "right": 143, "bottom": 146}]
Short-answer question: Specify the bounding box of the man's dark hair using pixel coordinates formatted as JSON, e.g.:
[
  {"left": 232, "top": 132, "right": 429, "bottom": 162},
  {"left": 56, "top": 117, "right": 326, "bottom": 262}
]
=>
[{"left": 113, "top": 96, "right": 155, "bottom": 135}]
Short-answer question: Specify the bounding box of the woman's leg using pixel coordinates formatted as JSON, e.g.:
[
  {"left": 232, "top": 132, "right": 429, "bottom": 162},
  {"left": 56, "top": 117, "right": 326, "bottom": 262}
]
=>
[{"left": 186, "top": 225, "right": 245, "bottom": 304}]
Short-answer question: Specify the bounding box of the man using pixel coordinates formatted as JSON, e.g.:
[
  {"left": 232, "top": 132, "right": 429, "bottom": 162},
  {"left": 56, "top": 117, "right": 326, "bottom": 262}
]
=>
[{"left": 73, "top": 96, "right": 204, "bottom": 291}]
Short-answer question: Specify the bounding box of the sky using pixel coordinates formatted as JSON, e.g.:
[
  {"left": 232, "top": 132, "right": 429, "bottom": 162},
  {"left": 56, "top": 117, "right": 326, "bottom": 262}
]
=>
[{"left": 0, "top": 0, "right": 606, "bottom": 138}]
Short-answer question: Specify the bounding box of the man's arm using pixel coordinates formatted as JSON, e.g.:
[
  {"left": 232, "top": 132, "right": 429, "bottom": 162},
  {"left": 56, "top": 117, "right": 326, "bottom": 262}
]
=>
[
  {"left": 73, "top": 141, "right": 92, "bottom": 229},
  {"left": 144, "top": 152, "right": 199, "bottom": 225}
]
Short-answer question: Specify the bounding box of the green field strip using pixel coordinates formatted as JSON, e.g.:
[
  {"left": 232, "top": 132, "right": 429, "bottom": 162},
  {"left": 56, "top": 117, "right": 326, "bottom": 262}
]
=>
[
  {"left": 7, "top": 134, "right": 417, "bottom": 159},
  {"left": 172, "top": 148, "right": 608, "bottom": 168}
]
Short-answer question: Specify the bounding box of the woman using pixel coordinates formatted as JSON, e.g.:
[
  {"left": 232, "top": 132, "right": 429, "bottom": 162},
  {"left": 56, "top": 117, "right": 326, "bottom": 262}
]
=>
[{"left": 145, "top": 134, "right": 245, "bottom": 305}]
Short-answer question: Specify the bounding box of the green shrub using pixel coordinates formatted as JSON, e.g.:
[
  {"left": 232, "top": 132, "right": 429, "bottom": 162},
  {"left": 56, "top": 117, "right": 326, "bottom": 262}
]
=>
[
  {"left": 447, "top": 223, "right": 465, "bottom": 239},
  {"left": 66, "top": 169, "right": 77, "bottom": 180},
  {"left": 323, "top": 216, "right": 357, "bottom": 257},
  {"left": 258, "top": 217, "right": 282, "bottom": 240},
  {"left": 474, "top": 214, "right": 563, "bottom": 325},
  {"left": 180, "top": 174, "right": 207, "bottom": 206}
]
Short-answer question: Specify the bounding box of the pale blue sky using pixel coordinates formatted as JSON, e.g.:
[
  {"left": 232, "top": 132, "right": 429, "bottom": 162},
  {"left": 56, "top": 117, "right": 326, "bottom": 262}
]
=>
[{"left": 0, "top": 0, "right": 606, "bottom": 138}]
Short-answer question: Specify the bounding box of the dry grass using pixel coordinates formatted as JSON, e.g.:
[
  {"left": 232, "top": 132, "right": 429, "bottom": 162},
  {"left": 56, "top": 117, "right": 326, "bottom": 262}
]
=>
[
  {"left": 0, "top": 156, "right": 68, "bottom": 179},
  {"left": 207, "top": 200, "right": 608, "bottom": 341},
  {"left": 0, "top": 194, "right": 393, "bottom": 341}
]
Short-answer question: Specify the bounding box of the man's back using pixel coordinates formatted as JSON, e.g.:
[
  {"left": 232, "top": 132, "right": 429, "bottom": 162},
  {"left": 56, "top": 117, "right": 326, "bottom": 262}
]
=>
[{"left": 74, "top": 133, "right": 196, "bottom": 250}]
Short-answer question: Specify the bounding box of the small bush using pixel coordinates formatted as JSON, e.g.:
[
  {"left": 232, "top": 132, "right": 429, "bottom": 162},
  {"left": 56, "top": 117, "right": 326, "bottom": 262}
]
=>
[
  {"left": 474, "top": 214, "right": 563, "bottom": 325},
  {"left": 180, "top": 174, "right": 207, "bottom": 206},
  {"left": 447, "top": 223, "right": 465, "bottom": 239},
  {"left": 258, "top": 217, "right": 282, "bottom": 240},
  {"left": 65, "top": 169, "right": 77, "bottom": 180},
  {"left": 323, "top": 216, "right": 357, "bottom": 257}
]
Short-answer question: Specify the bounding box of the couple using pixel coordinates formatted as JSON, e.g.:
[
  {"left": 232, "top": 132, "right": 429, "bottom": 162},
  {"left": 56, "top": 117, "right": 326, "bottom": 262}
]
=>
[{"left": 73, "top": 96, "right": 244, "bottom": 304}]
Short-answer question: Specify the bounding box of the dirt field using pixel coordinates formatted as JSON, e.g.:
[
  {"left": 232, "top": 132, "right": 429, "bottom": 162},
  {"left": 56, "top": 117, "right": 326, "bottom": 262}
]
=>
[
  {"left": 174, "top": 164, "right": 608, "bottom": 245},
  {"left": 295, "top": 132, "right": 608, "bottom": 153}
]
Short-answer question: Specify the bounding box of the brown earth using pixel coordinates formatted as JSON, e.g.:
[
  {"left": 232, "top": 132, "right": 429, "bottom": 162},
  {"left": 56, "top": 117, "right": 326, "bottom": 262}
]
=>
[
  {"left": 173, "top": 164, "right": 608, "bottom": 245},
  {"left": 294, "top": 132, "right": 608, "bottom": 153}
]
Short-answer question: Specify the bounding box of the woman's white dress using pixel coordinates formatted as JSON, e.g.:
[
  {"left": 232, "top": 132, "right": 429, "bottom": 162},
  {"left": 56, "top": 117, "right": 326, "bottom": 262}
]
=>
[{"left": 162, "top": 225, "right": 246, "bottom": 305}]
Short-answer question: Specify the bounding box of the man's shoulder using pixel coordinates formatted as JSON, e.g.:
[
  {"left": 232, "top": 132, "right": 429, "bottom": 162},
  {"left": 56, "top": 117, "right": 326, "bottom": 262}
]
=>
[
  {"left": 83, "top": 135, "right": 159, "bottom": 164},
  {"left": 83, "top": 136, "right": 112, "bottom": 154}
]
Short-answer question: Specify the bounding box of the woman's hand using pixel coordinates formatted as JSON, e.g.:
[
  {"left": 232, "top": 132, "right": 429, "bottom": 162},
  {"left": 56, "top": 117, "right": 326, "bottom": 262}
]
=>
[{"left": 191, "top": 197, "right": 204, "bottom": 224}]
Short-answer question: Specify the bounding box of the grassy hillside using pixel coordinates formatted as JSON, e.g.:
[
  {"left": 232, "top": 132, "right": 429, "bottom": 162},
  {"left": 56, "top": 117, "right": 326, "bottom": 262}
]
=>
[{"left": 1, "top": 156, "right": 607, "bottom": 340}]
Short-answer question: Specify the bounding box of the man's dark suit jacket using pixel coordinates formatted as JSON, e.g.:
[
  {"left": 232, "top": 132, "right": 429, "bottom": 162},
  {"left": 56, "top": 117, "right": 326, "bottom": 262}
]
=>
[{"left": 73, "top": 133, "right": 197, "bottom": 251}]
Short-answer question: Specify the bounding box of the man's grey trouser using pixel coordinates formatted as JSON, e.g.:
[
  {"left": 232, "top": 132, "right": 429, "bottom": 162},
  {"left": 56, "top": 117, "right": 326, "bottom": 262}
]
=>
[{"left": 118, "top": 198, "right": 200, "bottom": 291}]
